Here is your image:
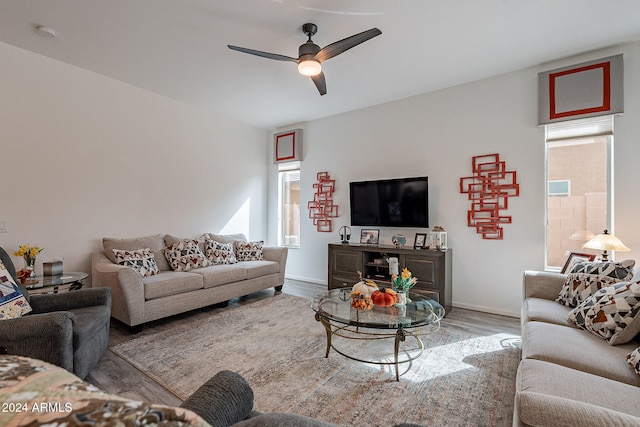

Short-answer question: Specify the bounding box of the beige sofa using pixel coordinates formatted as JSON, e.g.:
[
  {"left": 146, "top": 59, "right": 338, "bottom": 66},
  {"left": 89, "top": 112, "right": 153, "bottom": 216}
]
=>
[
  {"left": 91, "top": 233, "right": 287, "bottom": 332},
  {"left": 515, "top": 270, "right": 640, "bottom": 426}
]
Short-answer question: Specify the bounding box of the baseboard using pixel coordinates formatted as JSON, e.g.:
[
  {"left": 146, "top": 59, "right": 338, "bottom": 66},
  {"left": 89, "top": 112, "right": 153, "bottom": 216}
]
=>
[
  {"left": 452, "top": 301, "right": 520, "bottom": 319},
  {"left": 285, "top": 275, "right": 327, "bottom": 286}
]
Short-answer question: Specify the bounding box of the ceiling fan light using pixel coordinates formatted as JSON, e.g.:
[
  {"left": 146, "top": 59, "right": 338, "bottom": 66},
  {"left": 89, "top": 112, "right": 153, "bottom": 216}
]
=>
[{"left": 298, "top": 60, "right": 321, "bottom": 76}]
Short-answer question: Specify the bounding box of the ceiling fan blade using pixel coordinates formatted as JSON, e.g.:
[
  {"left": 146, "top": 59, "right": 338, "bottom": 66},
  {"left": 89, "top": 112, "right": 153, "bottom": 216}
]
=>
[
  {"left": 227, "top": 45, "right": 298, "bottom": 63},
  {"left": 314, "top": 28, "right": 382, "bottom": 62},
  {"left": 311, "top": 72, "right": 327, "bottom": 96}
]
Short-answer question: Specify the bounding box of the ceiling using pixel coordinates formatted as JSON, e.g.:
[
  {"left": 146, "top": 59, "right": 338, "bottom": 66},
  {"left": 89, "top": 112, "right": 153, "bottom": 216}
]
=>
[{"left": 1, "top": 1, "right": 640, "bottom": 129}]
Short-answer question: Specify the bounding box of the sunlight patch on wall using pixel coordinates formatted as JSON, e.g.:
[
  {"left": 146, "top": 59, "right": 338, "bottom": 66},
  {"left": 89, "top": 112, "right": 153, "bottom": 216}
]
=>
[{"left": 220, "top": 198, "right": 251, "bottom": 237}]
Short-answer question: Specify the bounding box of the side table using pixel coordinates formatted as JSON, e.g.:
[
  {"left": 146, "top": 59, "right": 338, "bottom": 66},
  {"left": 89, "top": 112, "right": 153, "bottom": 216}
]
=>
[{"left": 23, "top": 272, "right": 89, "bottom": 295}]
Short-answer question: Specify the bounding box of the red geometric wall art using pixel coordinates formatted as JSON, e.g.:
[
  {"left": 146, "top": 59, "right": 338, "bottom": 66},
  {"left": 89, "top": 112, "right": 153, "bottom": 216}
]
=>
[
  {"left": 308, "top": 172, "right": 338, "bottom": 232},
  {"left": 459, "top": 154, "right": 520, "bottom": 240}
]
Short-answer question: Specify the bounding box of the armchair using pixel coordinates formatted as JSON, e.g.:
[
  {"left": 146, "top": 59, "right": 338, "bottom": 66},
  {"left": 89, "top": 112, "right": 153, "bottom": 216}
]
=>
[{"left": 0, "top": 246, "right": 111, "bottom": 379}]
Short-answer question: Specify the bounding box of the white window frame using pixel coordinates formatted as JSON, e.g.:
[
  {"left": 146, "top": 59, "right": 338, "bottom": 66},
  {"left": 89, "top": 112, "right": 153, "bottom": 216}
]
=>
[
  {"left": 277, "top": 162, "right": 301, "bottom": 248},
  {"left": 544, "top": 116, "right": 614, "bottom": 271}
]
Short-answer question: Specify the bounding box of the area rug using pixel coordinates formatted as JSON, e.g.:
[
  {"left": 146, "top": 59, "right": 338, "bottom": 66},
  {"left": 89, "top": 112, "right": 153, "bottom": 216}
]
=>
[{"left": 110, "top": 294, "right": 521, "bottom": 427}]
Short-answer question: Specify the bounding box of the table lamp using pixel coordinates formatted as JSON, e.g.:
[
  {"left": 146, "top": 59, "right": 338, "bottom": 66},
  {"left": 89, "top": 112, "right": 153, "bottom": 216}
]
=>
[{"left": 582, "top": 229, "right": 630, "bottom": 261}]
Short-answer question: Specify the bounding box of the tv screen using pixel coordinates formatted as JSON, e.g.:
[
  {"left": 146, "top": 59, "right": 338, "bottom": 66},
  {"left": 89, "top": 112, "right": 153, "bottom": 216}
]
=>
[{"left": 350, "top": 177, "right": 429, "bottom": 227}]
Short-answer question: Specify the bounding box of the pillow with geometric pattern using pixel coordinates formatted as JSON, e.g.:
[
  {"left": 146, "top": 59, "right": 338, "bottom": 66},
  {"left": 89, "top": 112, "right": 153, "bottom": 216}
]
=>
[
  {"left": 112, "top": 248, "right": 159, "bottom": 278},
  {"left": 0, "top": 264, "right": 32, "bottom": 320},
  {"left": 234, "top": 241, "right": 264, "bottom": 261},
  {"left": 568, "top": 281, "right": 640, "bottom": 345},
  {"left": 628, "top": 346, "right": 640, "bottom": 377},
  {"left": 204, "top": 239, "right": 238, "bottom": 265},
  {"left": 164, "top": 239, "right": 210, "bottom": 271},
  {"left": 556, "top": 273, "right": 620, "bottom": 308},
  {"left": 569, "top": 259, "right": 635, "bottom": 281}
]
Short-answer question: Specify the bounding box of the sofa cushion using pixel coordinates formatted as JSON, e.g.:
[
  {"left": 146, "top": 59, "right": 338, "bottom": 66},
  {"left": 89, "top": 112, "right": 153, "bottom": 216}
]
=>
[
  {"left": 521, "top": 297, "right": 574, "bottom": 327},
  {"left": 568, "top": 281, "right": 640, "bottom": 345},
  {"left": 0, "top": 265, "right": 32, "bottom": 319},
  {"left": 556, "top": 273, "right": 620, "bottom": 308},
  {"left": 240, "top": 260, "right": 280, "bottom": 280},
  {"left": 205, "top": 239, "right": 238, "bottom": 265},
  {"left": 164, "top": 240, "right": 210, "bottom": 272},
  {"left": 206, "top": 233, "right": 247, "bottom": 244},
  {"left": 521, "top": 321, "right": 640, "bottom": 386},
  {"left": 103, "top": 234, "right": 171, "bottom": 271},
  {"left": 235, "top": 241, "right": 264, "bottom": 261},
  {"left": 570, "top": 259, "right": 635, "bottom": 280},
  {"left": 112, "top": 248, "right": 159, "bottom": 277},
  {"left": 142, "top": 271, "right": 204, "bottom": 300},
  {"left": 190, "top": 264, "right": 247, "bottom": 289},
  {"left": 516, "top": 359, "right": 640, "bottom": 425},
  {"left": 627, "top": 346, "right": 640, "bottom": 377}
]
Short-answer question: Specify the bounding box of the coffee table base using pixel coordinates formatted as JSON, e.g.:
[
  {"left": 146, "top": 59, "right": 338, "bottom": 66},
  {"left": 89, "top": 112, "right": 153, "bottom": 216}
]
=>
[{"left": 315, "top": 312, "right": 436, "bottom": 381}]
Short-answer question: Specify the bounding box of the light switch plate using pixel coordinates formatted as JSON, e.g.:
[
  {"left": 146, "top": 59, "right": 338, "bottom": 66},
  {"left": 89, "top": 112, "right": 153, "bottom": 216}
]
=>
[{"left": 0, "top": 220, "right": 7, "bottom": 233}]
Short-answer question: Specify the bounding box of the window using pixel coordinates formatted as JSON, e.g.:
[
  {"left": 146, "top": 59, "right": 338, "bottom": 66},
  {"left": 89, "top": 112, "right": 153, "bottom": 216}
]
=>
[
  {"left": 545, "top": 116, "right": 613, "bottom": 270},
  {"left": 278, "top": 163, "right": 300, "bottom": 247},
  {"left": 548, "top": 180, "right": 570, "bottom": 197}
]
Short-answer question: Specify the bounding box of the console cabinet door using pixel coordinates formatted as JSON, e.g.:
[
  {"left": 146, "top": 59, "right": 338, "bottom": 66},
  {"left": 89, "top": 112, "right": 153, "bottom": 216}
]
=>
[{"left": 328, "top": 246, "right": 362, "bottom": 289}]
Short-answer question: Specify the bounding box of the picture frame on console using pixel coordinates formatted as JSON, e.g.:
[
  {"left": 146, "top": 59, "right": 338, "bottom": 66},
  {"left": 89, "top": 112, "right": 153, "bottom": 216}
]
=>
[
  {"left": 360, "top": 229, "right": 380, "bottom": 245},
  {"left": 414, "top": 233, "right": 427, "bottom": 249},
  {"left": 561, "top": 252, "right": 596, "bottom": 274}
]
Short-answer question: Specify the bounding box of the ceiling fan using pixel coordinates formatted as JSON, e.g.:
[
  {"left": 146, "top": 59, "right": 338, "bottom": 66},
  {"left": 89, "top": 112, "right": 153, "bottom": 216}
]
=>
[{"left": 228, "top": 23, "right": 382, "bottom": 96}]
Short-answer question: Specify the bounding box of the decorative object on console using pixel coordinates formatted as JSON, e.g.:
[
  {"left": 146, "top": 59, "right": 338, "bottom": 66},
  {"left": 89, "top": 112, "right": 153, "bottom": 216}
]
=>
[
  {"left": 388, "top": 257, "right": 399, "bottom": 276},
  {"left": 360, "top": 229, "right": 379, "bottom": 245},
  {"left": 460, "top": 153, "right": 520, "bottom": 240},
  {"left": 308, "top": 171, "right": 338, "bottom": 232},
  {"left": 430, "top": 226, "right": 448, "bottom": 251},
  {"left": 581, "top": 229, "right": 630, "bottom": 261},
  {"left": 43, "top": 259, "right": 63, "bottom": 276},
  {"left": 560, "top": 252, "right": 596, "bottom": 274},
  {"left": 391, "top": 234, "right": 406, "bottom": 247},
  {"left": 273, "top": 129, "right": 302, "bottom": 163},
  {"left": 414, "top": 233, "right": 427, "bottom": 249},
  {"left": 339, "top": 225, "right": 351, "bottom": 244},
  {"left": 14, "top": 244, "right": 43, "bottom": 282}
]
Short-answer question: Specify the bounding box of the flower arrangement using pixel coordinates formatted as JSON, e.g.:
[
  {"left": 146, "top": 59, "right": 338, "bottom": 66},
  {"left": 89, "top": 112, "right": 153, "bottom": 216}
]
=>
[
  {"left": 391, "top": 268, "right": 417, "bottom": 293},
  {"left": 14, "top": 244, "right": 43, "bottom": 268}
]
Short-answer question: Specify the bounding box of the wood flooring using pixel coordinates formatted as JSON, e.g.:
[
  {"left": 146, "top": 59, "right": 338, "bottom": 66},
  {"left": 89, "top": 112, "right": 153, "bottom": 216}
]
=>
[{"left": 85, "top": 279, "right": 521, "bottom": 406}]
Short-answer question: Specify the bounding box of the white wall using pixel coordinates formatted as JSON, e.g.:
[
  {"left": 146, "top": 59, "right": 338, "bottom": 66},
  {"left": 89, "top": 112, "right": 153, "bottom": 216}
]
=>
[
  {"left": 270, "top": 40, "right": 640, "bottom": 317},
  {"left": 0, "top": 42, "right": 269, "bottom": 280}
]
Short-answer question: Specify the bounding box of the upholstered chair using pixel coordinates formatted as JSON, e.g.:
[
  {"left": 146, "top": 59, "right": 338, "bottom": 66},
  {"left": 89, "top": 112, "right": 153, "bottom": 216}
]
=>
[{"left": 0, "top": 246, "right": 112, "bottom": 379}]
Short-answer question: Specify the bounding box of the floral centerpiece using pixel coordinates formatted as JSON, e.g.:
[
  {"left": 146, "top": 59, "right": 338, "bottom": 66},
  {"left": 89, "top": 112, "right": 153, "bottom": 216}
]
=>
[
  {"left": 391, "top": 268, "right": 417, "bottom": 306},
  {"left": 14, "top": 244, "right": 43, "bottom": 279}
]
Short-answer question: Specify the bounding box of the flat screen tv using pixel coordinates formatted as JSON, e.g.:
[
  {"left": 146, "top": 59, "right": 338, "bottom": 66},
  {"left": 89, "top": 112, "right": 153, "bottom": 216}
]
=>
[{"left": 350, "top": 176, "right": 429, "bottom": 228}]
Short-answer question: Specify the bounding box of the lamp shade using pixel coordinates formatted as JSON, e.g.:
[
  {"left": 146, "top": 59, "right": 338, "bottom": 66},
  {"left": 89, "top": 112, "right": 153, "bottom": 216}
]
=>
[{"left": 582, "top": 230, "right": 630, "bottom": 252}]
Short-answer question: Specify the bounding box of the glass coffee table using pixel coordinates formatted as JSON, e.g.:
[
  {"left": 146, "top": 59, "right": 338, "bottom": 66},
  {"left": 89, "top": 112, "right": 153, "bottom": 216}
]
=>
[{"left": 311, "top": 288, "right": 445, "bottom": 381}]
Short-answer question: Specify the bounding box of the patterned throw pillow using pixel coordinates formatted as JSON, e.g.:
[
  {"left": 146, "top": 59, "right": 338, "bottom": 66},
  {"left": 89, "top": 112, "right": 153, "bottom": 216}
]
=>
[
  {"left": 627, "top": 347, "right": 640, "bottom": 377},
  {"left": 569, "top": 259, "right": 636, "bottom": 281},
  {"left": 164, "top": 240, "right": 210, "bottom": 271},
  {"left": 0, "top": 264, "right": 32, "bottom": 320},
  {"left": 112, "top": 248, "right": 159, "bottom": 278},
  {"left": 556, "top": 273, "right": 620, "bottom": 307},
  {"left": 568, "top": 281, "right": 640, "bottom": 345},
  {"left": 204, "top": 239, "right": 238, "bottom": 265},
  {"left": 234, "top": 241, "right": 264, "bottom": 261}
]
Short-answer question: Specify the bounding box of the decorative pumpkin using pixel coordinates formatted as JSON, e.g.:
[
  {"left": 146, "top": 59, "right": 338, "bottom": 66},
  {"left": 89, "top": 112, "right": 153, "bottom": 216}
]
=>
[
  {"left": 351, "top": 279, "right": 379, "bottom": 298},
  {"left": 350, "top": 291, "right": 373, "bottom": 310},
  {"left": 371, "top": 288, "right": 398, "bottom": 306}
]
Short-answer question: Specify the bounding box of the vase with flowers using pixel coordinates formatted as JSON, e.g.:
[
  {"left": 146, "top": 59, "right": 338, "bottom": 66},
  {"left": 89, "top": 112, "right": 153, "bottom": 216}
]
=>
[
  {"left": 391, "top": 268, "right": 417, "bottom": 306},
  {"left": 14, "top": 244, "right": 43, "bottom": 281}
]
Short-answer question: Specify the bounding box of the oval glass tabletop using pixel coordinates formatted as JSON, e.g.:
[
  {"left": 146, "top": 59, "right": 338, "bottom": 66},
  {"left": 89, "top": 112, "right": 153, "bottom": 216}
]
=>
[
  {"left": 311, "top": 288, "right": 445, "bottom": 329},
  {"left": 25, "top": 272, "right": 89, "bottom": 289}
]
